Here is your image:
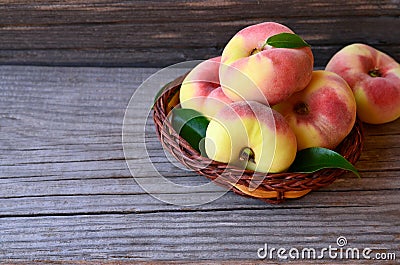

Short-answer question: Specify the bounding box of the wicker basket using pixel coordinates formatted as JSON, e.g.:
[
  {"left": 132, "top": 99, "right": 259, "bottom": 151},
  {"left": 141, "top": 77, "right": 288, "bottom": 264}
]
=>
[{"left": 153, "top": 74, "right": 364, "bottom": 204}]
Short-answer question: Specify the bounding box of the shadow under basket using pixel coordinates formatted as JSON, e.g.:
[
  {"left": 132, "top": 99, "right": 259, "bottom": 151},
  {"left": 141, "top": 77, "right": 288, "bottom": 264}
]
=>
[{"left": 153, "top": 74, "right": 364, "bottom": 204}]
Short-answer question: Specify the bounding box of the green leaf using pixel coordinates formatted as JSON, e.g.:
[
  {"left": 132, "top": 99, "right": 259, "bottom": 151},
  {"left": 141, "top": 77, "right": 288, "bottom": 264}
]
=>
[
  {"left": 153, "top": 81, "right": 171, "bottom": 106},
  {"left": 266, "top": 32, "right": 310, "bottom": 48},
  {"left": 289, "top": 147, "right": 360, "bottom": 177},
  {"left": 171, "top": 108, "right": 210, "bottom": 154}
]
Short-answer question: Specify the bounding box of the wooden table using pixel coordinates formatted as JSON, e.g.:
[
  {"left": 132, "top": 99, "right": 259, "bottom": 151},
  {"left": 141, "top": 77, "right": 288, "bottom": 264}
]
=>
[
  {"left": 1, "top": 65, "right": 399, "bottom": 264},
  {"left": 0, "top": 1, "right": 399, "bottom": 264}
]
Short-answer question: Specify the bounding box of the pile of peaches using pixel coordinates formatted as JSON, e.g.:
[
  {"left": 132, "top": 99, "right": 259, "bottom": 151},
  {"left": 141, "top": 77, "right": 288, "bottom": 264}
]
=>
[{"left": 176, "top": 22, "right": 400, "bottom": 174}]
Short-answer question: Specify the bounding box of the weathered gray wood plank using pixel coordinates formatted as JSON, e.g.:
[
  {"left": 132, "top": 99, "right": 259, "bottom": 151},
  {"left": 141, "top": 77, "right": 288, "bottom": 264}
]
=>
[
  {"left": 0, "top": 0, "right": 398, "bottom": 67},
  {"left": 0, "top": 65, "right": 399, "bottom": 262},
  {"left": 0, "top": 207, "right": 399, "bottom": 261}
]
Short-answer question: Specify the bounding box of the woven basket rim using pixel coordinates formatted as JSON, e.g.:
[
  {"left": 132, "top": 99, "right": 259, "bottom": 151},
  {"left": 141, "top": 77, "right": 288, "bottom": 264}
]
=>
[{"left": 153, "top": 73, "right": 364, "bottom": 204}]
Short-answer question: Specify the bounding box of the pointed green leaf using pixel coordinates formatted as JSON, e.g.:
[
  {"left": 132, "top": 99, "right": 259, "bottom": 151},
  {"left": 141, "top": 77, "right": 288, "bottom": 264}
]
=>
[
  {"left": 171, "top": 108, "right": 210, "bottom": 153},
  {"left": 289, "top": 147, "right": 360, "bottom": 177},
  {"left": 266, "top": 32, "right": 310, "bottom": 48},
  {"left": 153, "top": 81, "right": 171, "bottom": 106}
]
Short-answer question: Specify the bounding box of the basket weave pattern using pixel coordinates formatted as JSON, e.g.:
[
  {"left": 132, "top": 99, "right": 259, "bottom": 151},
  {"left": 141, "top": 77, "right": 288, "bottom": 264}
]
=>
[{"left": 153, "top": 74, "right": 364, "bottom": 204}]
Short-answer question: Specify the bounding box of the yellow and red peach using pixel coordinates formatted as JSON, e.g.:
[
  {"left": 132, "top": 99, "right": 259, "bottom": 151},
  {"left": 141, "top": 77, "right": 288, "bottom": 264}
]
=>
[
  {"left": 179, "top": 57, "right": 233, "bottom": 118},
  {"left": 273, "top": 70, "right": 357, "bottom": 150},
  {"left": 205, "top": 101, "right": 297, "bottom": 173},
  {"left": 219, "top": 22, "right": 314, "bottom": 105},
  {"left": 326, "top": 43, "right": 400, "bottom": 124}
]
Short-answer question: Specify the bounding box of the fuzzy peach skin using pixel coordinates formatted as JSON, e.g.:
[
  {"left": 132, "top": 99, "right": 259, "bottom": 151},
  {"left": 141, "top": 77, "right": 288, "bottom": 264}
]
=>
[
  {"left": 273, "top": 70, "right": 356, "bottom": 150},
  {"left": 219, "top": 22, "right": 314, "bottom": 106},
  {"left": 326, "top": 43, "right": 400, "bottom": 124},
  {"left": 205, "top": 101, "right": 297, "bottom": 173},
  {"left": 179, "top": 56, "right": 233, "bottom": 118}
]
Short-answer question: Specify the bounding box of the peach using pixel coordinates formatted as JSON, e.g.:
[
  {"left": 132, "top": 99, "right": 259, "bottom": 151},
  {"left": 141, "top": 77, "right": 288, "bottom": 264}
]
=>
[
  {"left": 179, "top": 57, "right": 233, "bottom": 118},
  {"left": 326, "top": 43, "right": 400, "bottom": 124},
  {"left": 219, "top": 22, "right": 314, "bottom": 105},
  {"left": 273, "top": 70, "right": 357, "bottom": 150},
  {"left": 205, "top": 101, "right": 297, "bottom": 173}
]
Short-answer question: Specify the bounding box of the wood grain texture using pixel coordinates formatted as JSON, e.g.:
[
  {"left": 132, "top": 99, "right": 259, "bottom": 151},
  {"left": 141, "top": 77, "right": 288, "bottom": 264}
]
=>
[
  {"left": 0, "top": 66, "right": 399, "bottom": 262},
  {"left": 0, "top": 0, "right": 399, "bottom": 67}
]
